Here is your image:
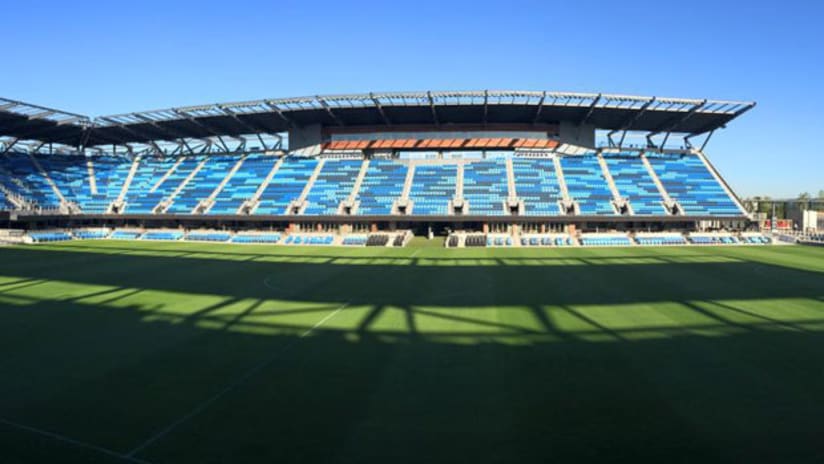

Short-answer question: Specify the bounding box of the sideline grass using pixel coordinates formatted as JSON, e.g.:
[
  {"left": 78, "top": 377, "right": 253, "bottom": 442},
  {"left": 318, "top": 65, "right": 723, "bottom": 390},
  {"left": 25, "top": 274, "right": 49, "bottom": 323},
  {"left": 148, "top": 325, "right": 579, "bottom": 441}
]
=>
[{"left": 1, "top": 241, "right": 823, "bottom": 463}]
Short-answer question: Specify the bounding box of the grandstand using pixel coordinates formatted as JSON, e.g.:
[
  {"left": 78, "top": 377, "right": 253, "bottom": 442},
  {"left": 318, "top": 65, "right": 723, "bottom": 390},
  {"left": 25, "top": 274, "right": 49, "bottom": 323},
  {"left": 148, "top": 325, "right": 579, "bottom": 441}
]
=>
[
  {"left": 0, "top": 92, "right": 756, "bottom": 245},
  {"left": 8, "top": 91, "right": 824, "bottom": 464}
]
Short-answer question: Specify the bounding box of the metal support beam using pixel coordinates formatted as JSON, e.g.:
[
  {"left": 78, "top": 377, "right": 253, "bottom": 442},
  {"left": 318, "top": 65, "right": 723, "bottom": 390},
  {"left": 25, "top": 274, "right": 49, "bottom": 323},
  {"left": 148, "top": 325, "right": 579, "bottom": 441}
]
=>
[
  {"left": 532, "top": 91, "right": 547, "bottom": 124},
  {"left": 688, "top": 102, "right": 757, "bottom": 136},
  {"left": 216, "top": 135, "right": 231, "bottom": 152},
  {"left": 316, "top": 97, "right": 344, "bottom": 126},
  {"left": 29, "top": 141, "right": 47, "bottom": 154},
  {"left": 256, "top": 133, "right": 269, "bottom": 151},
  {"left": 173, "top": 109, "right": 239, "bottom": 141},
  {"left": 607, "top": 97, "right": 656, "bottom": 146},
  {"left": 483, "top": 90, "right": 489, "bottom": 126},
  {"left": 427, "top": 91, "right": 439, "bottom": 126},
  {"left": 0, "top": 138, "right": 19, "bottom": 155},
  {"left": 579, "top": 93, "right": 602, "bottom": 125},
  {"left": 100, "top": 118, "right": 155, "bottom": 145},
  {"left": 262, "top": 101, "right": 298, "bottom": 129},
  {"left": 28, "top": 110, "right": 56, "bottom": 120},
  {"left": 369, "top": 92, "right": 391, "bottom": 126},
  {"left": 699, "top": 129, "right": 715, "bottom": 152},
  {"left": 646, "top": 99, "right": 707, "bottom": 138},
  {"left": 78, "top": 125, "right": 93, "bottom": 151},
  {"left": 659, "top": 131, "right": 671, "bottom": 151},
  {"left": 219, "top": 107, "right": 272, "bottom": 136}
]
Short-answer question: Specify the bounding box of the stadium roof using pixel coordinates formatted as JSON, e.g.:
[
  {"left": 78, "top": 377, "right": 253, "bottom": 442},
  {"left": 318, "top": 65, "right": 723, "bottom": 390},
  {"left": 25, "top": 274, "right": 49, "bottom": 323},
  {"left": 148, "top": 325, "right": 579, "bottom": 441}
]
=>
[{"left": 1, "top": 91, "right": 755, "bottom": 150}]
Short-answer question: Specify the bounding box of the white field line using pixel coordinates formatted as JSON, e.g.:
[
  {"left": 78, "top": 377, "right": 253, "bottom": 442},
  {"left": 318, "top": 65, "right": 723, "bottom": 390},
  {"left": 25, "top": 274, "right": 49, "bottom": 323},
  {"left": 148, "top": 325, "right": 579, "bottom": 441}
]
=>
[
  {"left": 410, "top": 248, "right": 422, "bottom": 258},
  {"left": 124, "top": 302, "right": 348, "bottom": 458},
  {"left": 0, "top": 417, "right": 153, "bottom": 464}
]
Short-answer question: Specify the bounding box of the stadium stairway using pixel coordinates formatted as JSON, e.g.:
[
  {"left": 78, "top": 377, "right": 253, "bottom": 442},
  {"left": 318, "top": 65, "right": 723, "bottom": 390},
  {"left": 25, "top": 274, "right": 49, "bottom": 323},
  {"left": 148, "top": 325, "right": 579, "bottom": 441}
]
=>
[
  {"left": 392, "top": 163, "right": 415, "bottom": 214},
  {"left": 596, "top": 153, "right": 630, "bottom": 214},
  {"left": 241, "top": 156, "right": 283, "bottom": 214},
  {"left": 110, "top": 155, "right": 142, "bottom": 212},
  {"left": 0, "top": 162, "right": 39, "bottom": 210},
  {"left": 86, "top": 155, "right": 97, "bottom": 195},
  {"left": 340, "top": 158, "right": 370, "bottom": 214},
  {"left": 0, "top": 182, "right": 27, "bottom": 209},
  {"left": 150, "top": 156, "right": 185, "bottom": 192},
  {"left": 505, "top": 157, "right": 517, "bottom": 198},
  {"left": 289, "top": 158, "right": 326, "bottom": 214},
  {"left": 26, "top": 152, "right": 70, "bottom": 210},
  {"left": 155, "top": 157, "right": 209, "bottom": 213},
  {"left": 455, "top": 162, "right": 464, "bottom": 199},
  {"left": 196, "top": 154, "right": 248, "bottom": 214},
  {"left": 640, "top": 153, "right": 680, "bottom": 214},
  {"left": 401, "top": 164, "right": 415, "bottom": 200},
  {"left": 552, "top": 155, "right": 570, "bottom": 202},
  {"left": 452, "top": 162, "right": 465, "bottom": 213},
  {"left": 553, "top": 155, "right": 579, "bottom": 214}
]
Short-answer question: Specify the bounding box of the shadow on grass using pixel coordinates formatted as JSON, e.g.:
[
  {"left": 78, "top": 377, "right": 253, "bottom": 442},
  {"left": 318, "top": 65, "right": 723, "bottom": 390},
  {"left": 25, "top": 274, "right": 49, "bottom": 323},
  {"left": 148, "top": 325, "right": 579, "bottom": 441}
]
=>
[
  {"left": 1, "top": 298, "right": 824, "bottom": 463},
  {"left": 0, "top": 245, "right": 821, "bottom": 309},
  {"left": 0, "top": 244, "right": 823, "bottom": 463}
]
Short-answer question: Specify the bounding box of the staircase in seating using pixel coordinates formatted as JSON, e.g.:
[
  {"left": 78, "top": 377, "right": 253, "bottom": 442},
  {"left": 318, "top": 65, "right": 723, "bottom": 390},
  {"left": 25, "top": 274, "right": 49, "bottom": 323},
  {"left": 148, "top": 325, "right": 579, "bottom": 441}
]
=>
[
  {"left": 389, "top": 162, "right": 416, "bottom": 215},
  {"left": 150, "top": 156, "right": 185, "bottom": 193},
  {"left": 292, "top": 158, "right": 326, "bottom": 213},
  {"left": 240, "top": 156, "right": 283, "bottom": 214},
  {"left": 348, "top": 159, "right": 370, "bottom": 202},
  {"left": 455, "top": 162, "right": 464, "bottom": 199},
  {"left": 400, "top": 164, "right": 415, "bottom": 201},
  {"left": 596, "top": 153, "right": 630, "bottom": 214},
  {"left": 552, "top": 156, "right": 570, "bottom": 202},
  {"left": 110, "top": 155, "right": 141, "bottom": 212},
  {"left": 86, "top": 155, "right": 97, "bottom": 194},
  {"left": 27, "top": 152, "right": 69, "bottom": 209},
  {"left": 640, "top": 153, "right": 677, "bottom": 213},
  {"left": 155, "top": 157, "right": 209, "bottom": 213},
  {"left": 505, "top": 157, "right": 517, "bottom": 198},
  {"left": 338, "top": 159, "right": 369, "bottom": 214},
  {"left": 198, "top": 154, "right": 247, "bottom": 214},
  {"left": 0, "top": 182, "right": 27, "bottom": 209}
]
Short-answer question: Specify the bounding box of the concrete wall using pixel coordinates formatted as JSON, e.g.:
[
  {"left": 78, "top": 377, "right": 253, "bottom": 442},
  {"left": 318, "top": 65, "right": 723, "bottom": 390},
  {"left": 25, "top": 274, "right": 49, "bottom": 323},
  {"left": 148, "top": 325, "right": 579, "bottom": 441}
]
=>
[
  {"left": 288, "top": 124, "right": 322, "bottom": 155},
  {"left": 558, "top": 121, "right": 595, "bottom": 148}
]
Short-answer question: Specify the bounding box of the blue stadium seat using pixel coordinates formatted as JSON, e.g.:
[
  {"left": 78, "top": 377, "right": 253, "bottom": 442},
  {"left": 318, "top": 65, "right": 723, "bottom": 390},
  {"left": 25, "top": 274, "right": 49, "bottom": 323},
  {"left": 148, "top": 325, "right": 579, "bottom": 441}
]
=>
[
  {"left": 187, "top": 232, "right": 232, "bottom": 242},
  {"left": 255, "top": 157, "right": 318, "bottom": 215},
  {"left": 231, "top": 233, "right": 281, "bottom": 244},
  {"left": 303, "top": 159, "right": 363, "bottom": 215},
  {"left": 408, "top": 165, "right": 456, "bottom": 215},
  {"left": 463, "top": 159, "right": 507, "bottom": 215},
  {"left": 511, "top": 158, "right": 562, "bottom": 215},
  {"left": 29, "top": 231, "right": 72, "bottom": 243},
  {"left": 356, "top": 160, "right": 407, "bottom": 215},
  {"left": 560, "top": 155, "right": 615, "bottom": 215},
  {"left": 647, "top": 153, "right": 742, "bottom": 216},
  {"left": 602, "top": 153, "right": 666, "bottom": 215}
]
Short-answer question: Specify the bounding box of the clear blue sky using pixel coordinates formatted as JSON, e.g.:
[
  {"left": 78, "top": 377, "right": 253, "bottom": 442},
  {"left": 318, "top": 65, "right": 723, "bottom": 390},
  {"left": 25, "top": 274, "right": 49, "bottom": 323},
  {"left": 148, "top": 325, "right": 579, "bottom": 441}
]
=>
[{"left": 2, "top": 0, "right": 822, "bottom": 198}]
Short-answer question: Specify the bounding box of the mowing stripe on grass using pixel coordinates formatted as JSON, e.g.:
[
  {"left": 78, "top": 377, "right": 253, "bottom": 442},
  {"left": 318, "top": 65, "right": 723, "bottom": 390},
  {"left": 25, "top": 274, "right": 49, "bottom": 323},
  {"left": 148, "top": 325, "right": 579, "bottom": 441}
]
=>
[
  {"left": 0, "top": 417, "right": 154, "bottom": 464},
  {"left": 124, "top": 302, "right": 349, "bottom": 458}
]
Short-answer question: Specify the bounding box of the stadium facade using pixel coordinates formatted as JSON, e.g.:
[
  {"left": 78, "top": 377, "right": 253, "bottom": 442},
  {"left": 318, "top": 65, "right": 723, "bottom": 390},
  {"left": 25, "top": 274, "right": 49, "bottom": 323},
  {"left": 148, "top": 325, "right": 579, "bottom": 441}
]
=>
[{"left": 0, "top": 91, "right": 759, "bottom": 244}]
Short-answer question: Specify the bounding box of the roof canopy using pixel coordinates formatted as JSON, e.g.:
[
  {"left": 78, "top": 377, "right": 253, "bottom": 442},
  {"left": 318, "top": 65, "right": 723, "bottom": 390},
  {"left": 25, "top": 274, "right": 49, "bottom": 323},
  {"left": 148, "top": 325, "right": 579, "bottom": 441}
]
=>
[{"left": 1, "top": 91, "right": 755, "bottom": 150}]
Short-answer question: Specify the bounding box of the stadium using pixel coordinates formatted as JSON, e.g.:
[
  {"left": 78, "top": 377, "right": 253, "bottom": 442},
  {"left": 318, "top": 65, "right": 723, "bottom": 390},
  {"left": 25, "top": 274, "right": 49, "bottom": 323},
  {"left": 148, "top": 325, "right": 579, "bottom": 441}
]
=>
[
  {"left": 1, "top": 88, "right": 824, "bottom": 464},
  {"left": 0, "top": 91, "right": 761, "bottom": 244}
]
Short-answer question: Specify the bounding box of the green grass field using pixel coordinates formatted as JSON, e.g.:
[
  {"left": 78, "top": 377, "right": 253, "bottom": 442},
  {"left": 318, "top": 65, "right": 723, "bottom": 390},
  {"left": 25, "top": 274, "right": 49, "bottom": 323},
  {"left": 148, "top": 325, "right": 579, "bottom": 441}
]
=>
[{"left": 1, "top": 240, "right": 824, "bottom": 463}]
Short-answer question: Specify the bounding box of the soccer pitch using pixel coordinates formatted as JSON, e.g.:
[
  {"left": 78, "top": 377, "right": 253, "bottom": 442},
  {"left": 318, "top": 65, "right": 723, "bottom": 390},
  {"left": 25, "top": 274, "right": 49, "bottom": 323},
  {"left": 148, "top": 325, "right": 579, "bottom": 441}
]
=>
[{"left": 1, "top": 240, "right": 823, "bottom": 463}]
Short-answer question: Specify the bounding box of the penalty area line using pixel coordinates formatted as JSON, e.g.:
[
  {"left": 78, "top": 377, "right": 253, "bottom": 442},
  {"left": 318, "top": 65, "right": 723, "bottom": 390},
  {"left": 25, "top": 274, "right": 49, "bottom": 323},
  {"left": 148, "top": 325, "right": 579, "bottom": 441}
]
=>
[
  {"left": 124, "top": 301, "right": 349, "bottom": 458},
  {"left": 0, "top": 417, "right": 153, "bottom": 464}
]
